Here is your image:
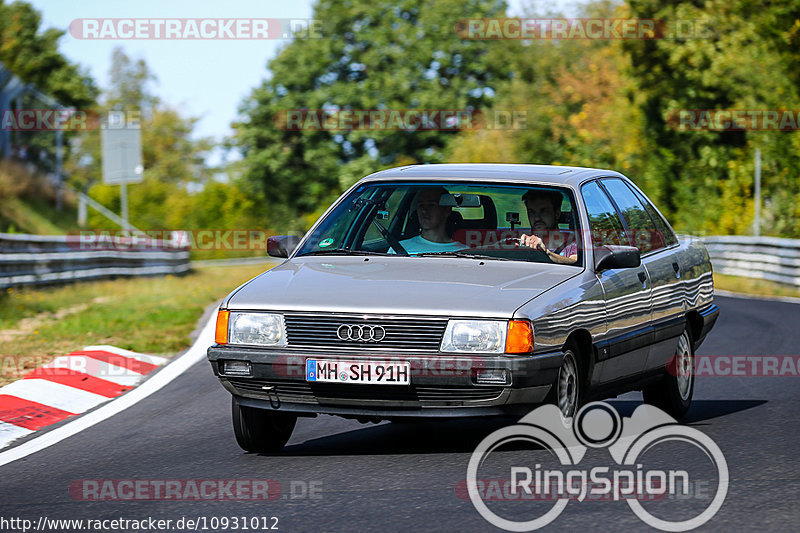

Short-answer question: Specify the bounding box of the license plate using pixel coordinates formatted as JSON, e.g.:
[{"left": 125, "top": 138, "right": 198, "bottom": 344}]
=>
[{"left": 306, "top": 359, "right": 410, "bottom": 385}]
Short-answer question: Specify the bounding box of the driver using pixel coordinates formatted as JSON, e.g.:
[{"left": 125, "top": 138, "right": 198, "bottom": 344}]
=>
[
  {"left": 395, "top": 187, "right": 463, "bottom": 254},
  {"left": 518, "top": 189, "right": 578, "bottom": 264}
]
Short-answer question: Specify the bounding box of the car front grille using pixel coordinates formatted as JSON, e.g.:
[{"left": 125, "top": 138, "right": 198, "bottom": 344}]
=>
[
  {"left": 283, "top": 313, "right": 448, "bottom": 353},
  {"left": 226, "top": 377, "right": 504, "bottom": 405}
]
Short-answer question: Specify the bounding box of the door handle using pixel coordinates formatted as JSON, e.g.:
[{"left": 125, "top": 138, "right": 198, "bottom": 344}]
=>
[
  {"left": 637, "top": 271, "right": 647, "bottom": 287},
  {"left": 672, "top": 262, "right": 681, "bottom": 278}
]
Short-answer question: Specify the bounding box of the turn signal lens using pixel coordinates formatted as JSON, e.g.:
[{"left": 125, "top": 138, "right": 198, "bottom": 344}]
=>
[
  {"left": 215, "top": 310, "right": 230, "bottom": 345},
  {"left": 505, "top": 320, "right": 533, "bottom": 354}
]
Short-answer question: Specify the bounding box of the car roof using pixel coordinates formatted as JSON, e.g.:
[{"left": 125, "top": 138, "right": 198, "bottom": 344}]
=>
[{"left": 358, "top": 163, "right": 626, "bottom": 188}]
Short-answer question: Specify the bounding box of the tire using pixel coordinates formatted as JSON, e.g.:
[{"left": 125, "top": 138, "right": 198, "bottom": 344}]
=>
[
  {"left": 545, "top": 344, "right": 584, "bottom": 418},
  {"left": 642, "top": 329, "right": 694, "bottom": 420},
  {"left": 231, "top": 397, "right": 297, "bottom": 453}
]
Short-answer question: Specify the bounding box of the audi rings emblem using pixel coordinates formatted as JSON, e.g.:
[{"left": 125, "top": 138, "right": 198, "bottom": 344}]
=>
[{"left": 337, "top": 324, "right": 387, "bottom": 342}]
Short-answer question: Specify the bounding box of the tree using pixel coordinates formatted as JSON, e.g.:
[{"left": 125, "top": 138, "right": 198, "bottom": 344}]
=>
[
  {"left": 106, "top": 47, "right": 158, "bottom": 113},
  {"left": 448, "top": 2, "right": 646, "bottom": 189},
  {"left": 623, "top": 0, "right": 800, "bottom": 235},
  {"left": 0, "top": 0, "right": 97, "bottom": 107},
  {"left": 236, "top": 0, "right": 511, "bottom": 230}
]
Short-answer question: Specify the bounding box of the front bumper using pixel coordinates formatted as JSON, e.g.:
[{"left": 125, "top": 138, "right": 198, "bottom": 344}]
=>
[{"left": 207, "top": 346, "right": 563, "bottom": 418}]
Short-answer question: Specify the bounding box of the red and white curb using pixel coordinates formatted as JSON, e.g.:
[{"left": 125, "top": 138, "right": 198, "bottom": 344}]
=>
[
  {"left": 0, "top": 345, "right": 167, "bottom": 449},
  {"left": 0, "top": 311, "right": 215, "bottom": 468}
]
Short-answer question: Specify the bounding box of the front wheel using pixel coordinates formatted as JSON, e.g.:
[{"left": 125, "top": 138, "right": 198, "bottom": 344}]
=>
[
  {"left": 231, "top": 397, "right": 297, "bottom": 453},
  {"left": 546, "top": 345, "right": 584, "bottom": 418},
  {"left": 642, "top": 329, "right": 694, "bottom": 420}
]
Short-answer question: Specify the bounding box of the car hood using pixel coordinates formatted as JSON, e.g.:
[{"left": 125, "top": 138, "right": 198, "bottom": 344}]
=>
[{"left": 225, "top": 256, "right": 580, "bottom": 318}]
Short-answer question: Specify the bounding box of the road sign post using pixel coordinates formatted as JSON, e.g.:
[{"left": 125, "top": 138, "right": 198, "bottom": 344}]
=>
[{"left": 754, "top": 147, "right": 761, "bottom": 237}]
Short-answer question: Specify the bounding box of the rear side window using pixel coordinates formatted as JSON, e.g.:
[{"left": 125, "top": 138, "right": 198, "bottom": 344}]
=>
[
  {"left": 600, "top": 178, "right": 662, "bottom": 253},
  {"left": 581, "top": 181, "right": 626, "bottom": 247},
  {"left": 629, "top": 186, "right": 678, "bottom": 247}
]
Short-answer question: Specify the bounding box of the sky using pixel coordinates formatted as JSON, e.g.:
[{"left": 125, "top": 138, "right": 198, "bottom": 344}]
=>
[{"left": 28, "top": 0, "right": 538, "bottom": 145}]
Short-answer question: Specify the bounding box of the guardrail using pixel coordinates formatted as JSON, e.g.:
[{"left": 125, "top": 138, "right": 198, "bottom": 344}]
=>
[
  {"left": 702, "top": 235, "right": 800, "bottom": 287},
  {"left": 0, "top": 232, "right": 190, "bottom": 289}
]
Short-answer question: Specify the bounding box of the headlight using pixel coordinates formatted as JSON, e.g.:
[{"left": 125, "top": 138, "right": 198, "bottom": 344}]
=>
[
  {"left": 228, "top": 312, "right": 286, "bottom": 347},
  {"left": 440, "top": 320, "right": 506, "bottom": 353}
]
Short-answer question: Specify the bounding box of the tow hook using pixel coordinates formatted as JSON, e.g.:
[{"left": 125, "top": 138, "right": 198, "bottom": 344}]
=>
[{"left": 261, "top": 385, "right": 281, "bottom": 409}]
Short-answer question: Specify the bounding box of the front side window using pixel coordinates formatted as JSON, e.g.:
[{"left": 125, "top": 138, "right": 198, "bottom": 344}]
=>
[
  {"left": 293, "top": 181, "right": 583, "bottom": 266},
  {"left": 581, "top": 181, "right": 626, "bottom": 247}
]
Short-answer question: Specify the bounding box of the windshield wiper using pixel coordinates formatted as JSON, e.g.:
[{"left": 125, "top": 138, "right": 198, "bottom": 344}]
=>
[
  {"left": 299, "top": 248, "right": 391, "bottom": 256},
  {"left": 413, "top": 251, "right": 511, "bottom": 261}
]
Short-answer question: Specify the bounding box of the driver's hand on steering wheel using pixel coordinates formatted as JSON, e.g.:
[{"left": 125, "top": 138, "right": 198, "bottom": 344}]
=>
[{"left": 519, "top": 234, "right": 548, "bottom": 253}]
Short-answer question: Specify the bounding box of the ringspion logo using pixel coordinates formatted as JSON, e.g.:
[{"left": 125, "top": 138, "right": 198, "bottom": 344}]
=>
[{"left": 466, "top": 402, "right": 728, "bottom": 531}]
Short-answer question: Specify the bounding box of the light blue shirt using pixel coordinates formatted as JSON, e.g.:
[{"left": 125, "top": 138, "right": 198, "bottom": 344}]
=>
[{"left": 391, "top": 235, "right": 464, "bottom": 255}]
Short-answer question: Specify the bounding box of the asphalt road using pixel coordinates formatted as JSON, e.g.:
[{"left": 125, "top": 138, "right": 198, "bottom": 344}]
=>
[{"left": 0, "top": 294, "right": 798, "bottom": 532}]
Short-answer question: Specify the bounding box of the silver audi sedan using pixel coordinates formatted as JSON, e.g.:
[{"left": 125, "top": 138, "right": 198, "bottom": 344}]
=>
[{"left": 207, "top": 164, "right": 719, "bottom": 452}]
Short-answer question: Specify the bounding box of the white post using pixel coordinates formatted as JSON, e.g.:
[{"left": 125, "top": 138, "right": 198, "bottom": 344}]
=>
[
  {"left": 754, "top": 148, "right": 761, "bottom": 237},
  {"left": 78, "top": 194, "right": 87, "bottom": 226},
  {"left": 120, "top": 181, "right": 129, "bottom": 229},
  {"left": 120, "top": 142, "right": 130, "bottom": 229},
  {"left": 56, "top": 129, "right": 64, "bottom": 211}
]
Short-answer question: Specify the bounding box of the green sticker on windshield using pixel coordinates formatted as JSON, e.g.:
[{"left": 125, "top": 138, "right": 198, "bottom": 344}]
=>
[{"left": 319, "top": 238, "right": 334, "bottom": 247}]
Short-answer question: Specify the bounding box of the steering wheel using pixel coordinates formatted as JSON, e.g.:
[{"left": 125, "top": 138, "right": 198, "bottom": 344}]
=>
[
  {"left": 500, "top": 235, "right": 572, "bottom": 254},
  {"left": 499, "top": 236, "right": 548, "bottom": 253},
  {"left": 498, "top": 236, "right": 521, "bottom": 246}
]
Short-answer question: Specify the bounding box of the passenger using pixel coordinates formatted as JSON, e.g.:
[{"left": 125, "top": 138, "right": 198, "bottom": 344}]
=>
[
  {"left": 518, "top": 189, "right": 578, "bottom": 264},
  {"left": 396, "top": 188, "right": 463, "bottom": 254}
]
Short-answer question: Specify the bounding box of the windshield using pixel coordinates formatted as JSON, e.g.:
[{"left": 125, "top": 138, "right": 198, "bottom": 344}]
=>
[{"left": 294, "top": 181, "right": 583, "bottom": 266}]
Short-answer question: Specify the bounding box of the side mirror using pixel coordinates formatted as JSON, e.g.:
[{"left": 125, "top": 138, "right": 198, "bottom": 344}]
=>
[
  {"left": 594, "top": 245, "right": 641, "bottom": 271},
  {"left": 267, "top": 235, "right": 301, "bottom": 258}
]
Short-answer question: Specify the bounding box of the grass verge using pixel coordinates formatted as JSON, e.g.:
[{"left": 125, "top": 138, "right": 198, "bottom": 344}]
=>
[
  {"left": 0, "top": 263, "right": 270, "bottom": 385},
  {"left": 713, "top": 273, "right": 800, "bottom": 300}
]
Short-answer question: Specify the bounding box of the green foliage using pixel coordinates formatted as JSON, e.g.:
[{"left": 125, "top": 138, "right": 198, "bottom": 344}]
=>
[
  {"left": 235, "top": 0, "right": 511, "bottom": 231},
  {"left": 447, "top": 0, "right": 800, "bottom": 237},
  {"left": 0, "top": 1, "right": 97, "bottom": 107},
  {"left": 622, "top": 0, "right": 800, "bottom": 235},
  {"left": 0, "top": 1, "right": 99, "bottom": 203},
  {"left": 7, "top": 0, "right": 800, "bottom": 240},
  {"left": 107, "top": 47, "right": 158, "bottom": 111}
]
